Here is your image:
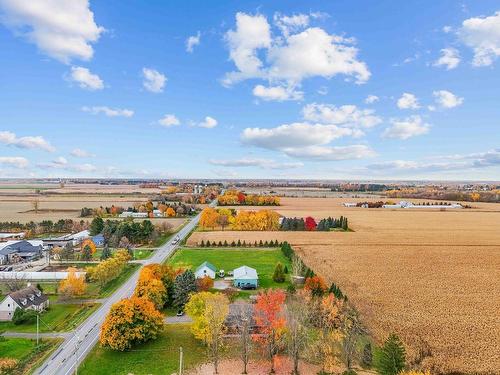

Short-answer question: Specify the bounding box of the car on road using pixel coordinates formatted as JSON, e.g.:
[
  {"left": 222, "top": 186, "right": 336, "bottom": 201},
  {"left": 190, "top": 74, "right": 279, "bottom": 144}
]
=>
[
  {"left": 176, "top": 310, "right": 184, "bottom": 317},
  {"left": 171, "top": 236, "right": 180, "bottom": 245}
]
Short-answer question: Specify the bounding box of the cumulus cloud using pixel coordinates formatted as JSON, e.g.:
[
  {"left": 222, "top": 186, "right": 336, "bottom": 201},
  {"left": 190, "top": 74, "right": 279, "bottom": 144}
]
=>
[
  {"left": 71, "top": 148, "right": 94, "bottom": 158},
  {"left": 302, "top": 103, "right": 382, "bottom": 129},
  {"left": 0, "top": 0, "right": 104, "bottom": 63},
  {"left": 382, "top": 115, "right": 430, "bottom": 140},
  {"left": 0, "top": 156, "right": 29, "bottom": 168},
  {"left": 158, "top": 114, "right": 180, "bottom": 128},
  {"left": 0, "top": 131, "right": 55, "bottom": 152},
  {"left": 223, "top": 12, "right": 370, "bottom": 94},
  {"left": 68, "top": 66, "right": 104, "bottom": 90},
  {"left": 397, "top": 93, "right": 420, "bottom": 109},
  {"left": 37, "top": 157, "right": 96, "bottom": 172},
  {"left": 252, "top": 84, "right": 303, "bottom": 101},
  {"left": 82, "top": 106, "right": 133, "bottom": 117},
  {"left": 433, "top": 90, "right": 464, "bottom": 108},
  {"left": 209, "top": 158, "right": 303, "bottom": 170},
  {"left": 364, "top": 95, "right": 379, "bottom": 104},
  {"left": 197, "top": 116, "right": 218, "bottom": 129},
  {"left": 459, "top": 11, "right": 500, "bottom": 66},
  {"left": 142, "top": 68, "right": 166, "bottom": 93},
  {"left": 433, "top": 48, "right": 461, "bottom": 70},
  {"left": 186, "top": 31, "right": 201, "bottom": 52}
]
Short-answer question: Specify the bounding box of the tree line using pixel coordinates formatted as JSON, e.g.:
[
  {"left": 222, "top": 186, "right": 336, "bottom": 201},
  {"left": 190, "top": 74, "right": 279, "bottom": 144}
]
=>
[
  {"left": 281, "top": 216, "right": 349, "bottom": 231},
  {"left": 0, "top": 219, "right": 88, "bottom": 235},
  {"left": 217, "top": 190, "right": 280, "bottom": 206}
]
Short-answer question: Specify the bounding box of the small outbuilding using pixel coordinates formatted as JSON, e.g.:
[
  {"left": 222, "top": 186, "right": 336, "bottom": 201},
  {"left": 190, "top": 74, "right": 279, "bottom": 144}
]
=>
[
  {"left": 195, "top": 261, "right": 217, "bottom": 279},
  {"left": 233, "top": 266, "right": 258, "bottom": 289},
  {"left": 0, "top": 286, "right": 49, "bottom": 321}
]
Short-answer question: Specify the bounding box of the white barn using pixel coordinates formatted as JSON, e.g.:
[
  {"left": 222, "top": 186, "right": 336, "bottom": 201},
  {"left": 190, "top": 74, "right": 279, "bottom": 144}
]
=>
[{"left": 194, "top": 261, "right": 217, "bottom": 279}]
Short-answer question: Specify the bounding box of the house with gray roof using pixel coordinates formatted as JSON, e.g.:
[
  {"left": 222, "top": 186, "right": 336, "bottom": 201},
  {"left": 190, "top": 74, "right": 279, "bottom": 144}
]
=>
[
  {"left": 0, "top": 286, "right": 49, "bottom": 321},
  {"left": 0, "top": 240, "right": 43, "bottom": 265}
]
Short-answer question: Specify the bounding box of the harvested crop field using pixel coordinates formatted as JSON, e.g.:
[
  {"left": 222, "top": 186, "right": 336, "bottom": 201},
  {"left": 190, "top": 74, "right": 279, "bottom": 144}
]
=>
[{"left": 189, "top": 197, "right": 500, "bottom": 373}]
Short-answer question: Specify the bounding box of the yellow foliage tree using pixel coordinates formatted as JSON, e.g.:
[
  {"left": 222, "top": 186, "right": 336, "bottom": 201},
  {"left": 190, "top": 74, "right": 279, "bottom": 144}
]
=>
[
  {"left": 166, "top": 207, "right": 176, "bottom": 217},
  {"left": 81, "top": 239, "right": 96, "bottom": 254},
  {"left": 200, "top": 207, "right": 219, "bottom": 229},
  {"left": 99, "top": 296, "right": 164, "bottom": 351},
  {"left": 59, "top": 267, "right": 87, "bottom": 299}
]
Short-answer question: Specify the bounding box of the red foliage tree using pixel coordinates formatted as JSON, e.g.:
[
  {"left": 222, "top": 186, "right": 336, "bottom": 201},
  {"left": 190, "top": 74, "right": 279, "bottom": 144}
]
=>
[
  {"left": 253, "top": 289, "right": 286, "bottom": 373},
  {"left": 304, "top": 275, "right": 327, "bottom": 296},
  {"left": 237, "top": 192, "right": 246, "bottom": 204},
  {"left": 305, "top": 216, "right": 317, "bottom": 231}
]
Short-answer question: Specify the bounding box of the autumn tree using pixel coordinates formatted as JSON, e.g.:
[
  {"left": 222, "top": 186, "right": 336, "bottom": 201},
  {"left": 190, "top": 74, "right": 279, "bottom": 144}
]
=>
[
  {"left": 340, "top": 306, "right": 365, "bottom": 370},
  {"left": 100, "top": 296, "right": 163, "bottom": 351},
  {"left": 196, "top": 275, "right": 214, "bottom": 291},
  {"left": 200, "top": 207, "right": 219, "bottom": 229},
  {"left": 173, "top": 269, "right": 197, "bottom": 307},
  {"left": 135, "top": 267, "right": 167, "bottom": 310},
  {"left": 253, "top": 289, "right": 286, "bottom": 373},
  {"left": 304, "top": 275, "right": 327, "bottom": 297},
  {"left": 166, "top": 207, "right": 176, "bottom": 217},
  {"left": 185, "top": 292, "right": 230, "bottom": 374},
  {"left": 59, "top": 267, "right": 87, "bottom": 300},
  {"left": 304, "top": 216, "right": 317, "bottom": 231}
]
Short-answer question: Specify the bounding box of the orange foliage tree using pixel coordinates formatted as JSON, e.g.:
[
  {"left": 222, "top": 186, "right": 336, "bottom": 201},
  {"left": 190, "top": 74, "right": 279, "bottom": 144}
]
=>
[
  {"left": 134, "top": 265, "right": 167, "bottom": 309},
  {"left": 196, "top": 275, "right": 214, "bottom": 291},
  {"left": 81, "top": 239, "right": 96, "bottom": 254},
  {"left": 253, "top": 289, "right": 287, "bottom": 373},
  {"left": 304, "top": 275, "right": 328, "bottom": 297},
  {"left": 59, "top": 267, "right": 87, "bottom": 300},
  {"left": 200, "top": 207, "right": 219, "bottom": 229},
  {"left": 165, "top": 207, "right": 176, "bottom": 217},
  {"left": 100, "top": 296, "right": 164, "bottom": 351}
]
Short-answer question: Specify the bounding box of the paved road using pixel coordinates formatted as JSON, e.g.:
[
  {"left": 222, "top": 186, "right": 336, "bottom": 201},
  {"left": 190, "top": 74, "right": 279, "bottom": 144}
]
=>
[{"left": 34, "top": 207, "right": 208, "bottom": 375}]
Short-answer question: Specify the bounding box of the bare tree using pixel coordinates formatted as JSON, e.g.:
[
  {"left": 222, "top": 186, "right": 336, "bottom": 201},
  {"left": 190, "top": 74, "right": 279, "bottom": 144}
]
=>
[
  {"left": 205, "top": 295, "right": 229, "bottom": 374},
  {"left": 1, "top": 273, "right": 26, "bottom": 292},
  {"left": 285, "top": 297, "right": 310, "bottom": 375},
  {"left": 236, "top": 304, "right": 253, "bottom": 374},
  {"left": 31, "top": 199, "right": 40, "bottom": 214},
  {"left": 340, "top": 306, "right": 365, "bottom": 369},
  {"left": 291, "top": 255, "right": 304, "bottom": 277}
]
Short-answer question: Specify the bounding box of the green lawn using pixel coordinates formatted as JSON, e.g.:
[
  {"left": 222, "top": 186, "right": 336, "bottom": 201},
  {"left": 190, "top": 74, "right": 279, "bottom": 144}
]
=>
[
  {"left": 79, "top": 324, "right": 207, "bottom": 375},
  {"left": 0, "top": 298, "right": 99, "bottom": 333},
  {"left": 168, "top": 247, "right": 291, "bottom": 288},
  {"left": 0, "top": 337, "right": 62, "bottom": 374}
]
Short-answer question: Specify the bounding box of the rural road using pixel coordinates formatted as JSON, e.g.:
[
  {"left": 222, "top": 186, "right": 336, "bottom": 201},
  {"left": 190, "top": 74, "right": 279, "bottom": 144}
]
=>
[{"left": 34, "top": 202, "right": 212, "bottom": 375}]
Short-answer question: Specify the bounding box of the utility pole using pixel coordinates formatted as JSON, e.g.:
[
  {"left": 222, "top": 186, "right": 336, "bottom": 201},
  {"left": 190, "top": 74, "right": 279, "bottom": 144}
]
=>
[
  {"left": 36, "top": 314, "right": 39, "bottom": 346},
  {"left": 179, "top": 346, "right": 183, "bottom": 375}
]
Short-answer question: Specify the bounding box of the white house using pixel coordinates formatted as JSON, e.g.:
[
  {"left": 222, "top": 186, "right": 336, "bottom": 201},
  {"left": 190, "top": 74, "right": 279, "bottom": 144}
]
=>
[
  {"left": 153, "top": 209, "right": 164, "bottom": 218},
  {"left": 233, "top": 265, "right": 259, "bottom": 289},
  {"left": 194, "top": 261, "right": 217, "bottom": 279},
  {"left": 0, "top": 286, "right": 49, "bottom": 321}
]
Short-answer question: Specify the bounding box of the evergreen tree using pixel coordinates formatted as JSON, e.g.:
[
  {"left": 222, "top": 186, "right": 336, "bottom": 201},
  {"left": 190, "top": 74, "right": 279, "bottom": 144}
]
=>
[
  {"left": 343, "top": 217, "right": 349, "bottom": 231},
  {"left": 272, "top": 263, "right": 285, "bottom": 283},
  {"left": 200, "top": 240, "right": 205, "bottom": 247},
  {"left": 89, "top": 217, "right": 104, "bottom": 236},
  {"left": 259, "top": 239, "right": 263, "bottom": 247},
  {"left": 283, "top": 265, "right": 288, "bottom": 274},
  {"left": 237, "top": 239, "right": 241, "bottom": 247},
  {"left": 218, "top": 241, "right": 223, "bottom": 247},
  {"left": 223, "top": 240, "right": 228, "bottom": 247},
  {"left": 206, "top": 240, "right": 211, "bottom": 247},
  {"left": 100, "top": 245, "right": 111, "bottom": 260},
  {"left": 231, "top": 240, "right": 236, "bottom": 247},
  {"left": 173, "top": 270, "right": 197, "bottom": 308},
  {"left": 374, "top": 334, "right": 406, "bottom": 375},
  {"left": 362, "top": 343, "right": 373, "bottom": 367}
]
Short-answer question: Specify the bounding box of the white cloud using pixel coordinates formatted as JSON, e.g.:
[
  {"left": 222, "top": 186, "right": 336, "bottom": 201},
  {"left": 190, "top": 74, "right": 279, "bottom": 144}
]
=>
[
  {"left": 186, "top": 31, "right": 201, "bottom": 52},
  {"left": 209, "top": 158, "right": 303, "bottom": 170},
  {"left": 433, "top": 90, "right": 464, "bottom": 108},
  {"left": 158, "top": 114, "right": 180, "bottom": 128},
  {"left": 142, "top": 68, "right": 166, "bottom": 93},
  {"left": 282, "top": 145, "right": 375, "bottom": 161},
  {"left": 0, "top": 0, "right": 104, "bottom": 63},
  {"left": 252, "top": 84, "right": 303, "bottom": 101},
  {"left": 382, "top": 115, "right": 430, "bottom": 140},
  {"left": 397, "top": 93, "right": 420, "bottom": 109},
  {"left": 273, "top": 13, "right": 310, "bottom": 36},
  {"left": 0, "top": 156, "right": 29, "bottom": 168},
  {"left": 37, "top": 157, "right": 96, "bottom": 172},
  {"left": 69, "top": 66, "right": 104, "bottom": 90},
  {"left": 0, "top": 131, "right": 55, "bottom": 152},
  {"left": 197, "top": 116, "right": 218, "bottom": 129},
  {"left": 317, "top": 86, "right": 328, "bottom": 95},
  {"left": 223, "top": 13, "right": 370, "bottom": 91},
  {"left": 459, "top": 11, "right": 500, "bottom": 66},
  {"left": 71, "top": 148, "right": 94, "bottom": 158},
  {"left": 302, "top": 103, "right": 381, "bottom": 129},
  {"left": 433, "top": 48, "right": 460, "bottom": 70},
  {"left": 364, "top": 95, "right": 379, "bottom": 104},
  {"left": 443, "top": 25, "right": 452, "bottom": 33},
  {"left": 82, "top": 106, "right": 133, "bottom": 117},
  {"left": 367, "top": 149, "right": 500, "bottom": 172}
]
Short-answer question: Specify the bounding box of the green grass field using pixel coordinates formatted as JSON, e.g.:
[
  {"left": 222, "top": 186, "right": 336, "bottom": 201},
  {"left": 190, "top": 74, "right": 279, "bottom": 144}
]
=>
[
  {"left": 0, "top": 337, "right": 62, "bottom": 374},
  {"left": 168, "top": 247, "right": 291, "bottom": 288},
  {"left": 0, "top": 298, "right": 99, "bottom": 333},
  {"left": 79, "top": 324, "right": 206, "bottom": 375}
]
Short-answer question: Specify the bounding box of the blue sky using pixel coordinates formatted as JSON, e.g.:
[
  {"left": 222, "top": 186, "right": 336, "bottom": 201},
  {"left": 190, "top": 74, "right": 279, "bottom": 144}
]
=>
[{"left": 0, "top": 0, "right": 499, "bottom": 180}]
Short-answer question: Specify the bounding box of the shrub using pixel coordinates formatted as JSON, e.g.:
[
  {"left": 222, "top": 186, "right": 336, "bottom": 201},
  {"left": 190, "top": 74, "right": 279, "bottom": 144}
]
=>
[
  {"left": 196, "top": 276, "right": 214, "bottom": 291},
  {"left": 0, "top": 358, "right": 18, "bottom": 373},
  {"left": 12, "top": 308, "right": 37, "bottom": 325},
  {"left": 362, "top": 342, "right": 373, "bottom": 367},
  {"left": 272, "top": 263, "right": 286, "bottom": 283},
  {"left": 304, "top": 275, "right": 327, "bottom": 297},
  {"left": 286, "top": 284, "right": 296, "bottom": 294}
]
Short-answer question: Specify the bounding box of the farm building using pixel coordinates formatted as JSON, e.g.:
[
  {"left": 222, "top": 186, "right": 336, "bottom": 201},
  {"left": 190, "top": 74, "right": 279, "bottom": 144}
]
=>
[
  {"left": 0, "top": 232, "right": 26, "bottom": 241},
  {"left": 119, "top": 212, "right": 148, "bottom": 218},
  {"left": 0, "top": 240, "right": 44, "bottom": 265},
  {"left": 195, "top": 261, "right": 217, "bottom": 279},
  {"left": 0, "top": 286, "right": 49, "bottom": 321},
  {"left": 382, "top": 201, "right": 463, "bottom": 209},
  {"left": 233, "top": 266, "right": 258, "bottom": 289},
  {"left": 43, "top": 230, "right": 91, "bottom": 248},
  {"left": 92, "top": 234, "right": 105, "bottom": 246},
  {"left": 343, "top": 203, "right": 357, "bottom": 207}
]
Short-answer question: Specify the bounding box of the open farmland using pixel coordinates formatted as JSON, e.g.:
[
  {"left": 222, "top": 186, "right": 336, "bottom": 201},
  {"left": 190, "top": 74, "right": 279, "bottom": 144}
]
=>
[{"left": 189, "top": 197, "right": 500, "bottom": 373}]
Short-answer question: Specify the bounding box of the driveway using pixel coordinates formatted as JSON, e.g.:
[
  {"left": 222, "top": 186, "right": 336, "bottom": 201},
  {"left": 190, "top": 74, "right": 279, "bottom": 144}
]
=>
[
  {"left": 165, "top": 315, "right": 192, "bottom": 324},
  {"left": 214, "top": 280, "right": 230, "bottom": 290}
]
